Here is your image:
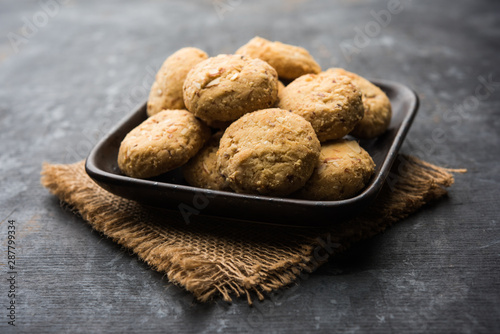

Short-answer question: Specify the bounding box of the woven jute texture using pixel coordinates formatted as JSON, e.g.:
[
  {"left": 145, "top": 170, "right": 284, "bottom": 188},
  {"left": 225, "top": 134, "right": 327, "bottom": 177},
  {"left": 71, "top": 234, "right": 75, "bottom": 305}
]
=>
[{"left": 40, "top": 155, "right": 464, "bottom": 304}]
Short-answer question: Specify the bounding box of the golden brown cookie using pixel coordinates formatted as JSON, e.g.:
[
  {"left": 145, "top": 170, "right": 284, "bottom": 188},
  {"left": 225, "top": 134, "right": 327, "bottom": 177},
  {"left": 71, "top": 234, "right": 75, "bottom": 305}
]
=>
[
  {"left": 278, "top": 72, "right": 364, "bottom": 142},
  {"left": 202, "top": 118, "right": 232, "bottom": 130},
  {"left": 235, "top": 36, "right": 321, "bottom": 80},
  {"left": 147, "top": 47, "right": 208, "bottom": 117},
  {"left": 183, "top": 54, "right": 279, "bottom": 123},
  {"left": 217, "top": 108, "right": 321, "bottom": 196},
  {"left": 274, "top": 80, "right": 286, "bottom": 107},
  {"left": 182, "top": 131, "right": 230, "bottom": 190},
  {"left": 327, "top": 68, "right": 392, "bottom": 139},
  {"left": 118, "top": 109, "right": 210, "bottom": 179},
  {"left": 297, "top": 139, "right": 375, "bottom": 200}
]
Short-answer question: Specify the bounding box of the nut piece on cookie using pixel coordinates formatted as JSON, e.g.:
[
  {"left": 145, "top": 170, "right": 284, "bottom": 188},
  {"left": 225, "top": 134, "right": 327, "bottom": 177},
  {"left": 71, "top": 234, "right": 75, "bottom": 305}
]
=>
[
  {"left": 183, "top": 54, "right": 279, "bottom": 123},
  {"left": 217, "top": 108, "right": 321, "bottom": 196},
  {"left": 328, "top": 68, "right": 392, "bottom": 139},
  {"left": 297, "top": 139, "right": 375, "bottom": 201},
  {"left": 235, "top": 36, "right": 321, "bottom": 80},
  {"left": 147, "top": 47, "right": 208, "bottom": 117},
  {"left": 118, "top": 109, "right": 210, "bottom": 179},
  {"left": 182, "top": 131, "right": 230, "bottom": 191},
  {"left": 278, "top": 71, "right": 364, "bottom": 142}
]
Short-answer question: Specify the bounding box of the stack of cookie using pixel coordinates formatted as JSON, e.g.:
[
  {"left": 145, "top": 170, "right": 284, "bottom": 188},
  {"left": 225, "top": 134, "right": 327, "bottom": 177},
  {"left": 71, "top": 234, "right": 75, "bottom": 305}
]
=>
[{"left": 117, "top": 37, "right": 392, "bottom": 201}]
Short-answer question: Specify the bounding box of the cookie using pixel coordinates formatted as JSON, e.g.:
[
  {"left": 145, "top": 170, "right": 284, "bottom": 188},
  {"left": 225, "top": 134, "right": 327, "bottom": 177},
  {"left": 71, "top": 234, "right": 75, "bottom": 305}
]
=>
[
  {"left": 118, "top": 109, "right": 211, "bottom": 179},
  {"left": 327, "top": 68, "right": 392, "bottom": 139},
  {"left": 297, "top": 139, "right": 375, "bottom": 200},
  {"left": 217, "top": 108, "right": 321, "bottom": 196},
  {"left": 202, "top": 118, "right": 232, "bottom": 130},
  {"left": 278, "top": 71, "right": 364, "bottom": 142},
  {"left": 147, "top": 47, "right": 208, "bottom": 117},
  {"left": 182, "top": 131, "right": 230, "bottom": 190},
  {"left": 235, "top": 36, "right": 321, "bottom": 80},
  {"left": 275, "top": 80, "right": 286, "bottom": 106},
  {"left": 183, "top": 54, "right": 279, "bottom": 123}
]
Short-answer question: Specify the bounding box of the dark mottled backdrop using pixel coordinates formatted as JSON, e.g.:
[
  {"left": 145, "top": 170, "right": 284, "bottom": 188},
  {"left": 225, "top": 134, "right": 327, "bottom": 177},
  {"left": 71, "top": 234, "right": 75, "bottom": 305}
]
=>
[{"left": 0, "top": 0, "right": 499, "bottom": 332}]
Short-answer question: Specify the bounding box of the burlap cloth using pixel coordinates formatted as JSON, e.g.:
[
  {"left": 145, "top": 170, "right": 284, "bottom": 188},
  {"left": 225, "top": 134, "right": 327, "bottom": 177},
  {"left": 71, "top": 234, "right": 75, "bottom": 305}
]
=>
[{"left": 40, "top": 155, "right": 464, "bottom": 304}]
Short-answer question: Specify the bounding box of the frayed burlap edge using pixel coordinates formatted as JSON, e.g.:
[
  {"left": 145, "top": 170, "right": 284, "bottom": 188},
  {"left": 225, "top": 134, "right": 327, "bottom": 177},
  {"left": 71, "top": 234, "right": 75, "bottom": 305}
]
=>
[{"left": 40, "top": 155, "right": 465, "bottom": 304}]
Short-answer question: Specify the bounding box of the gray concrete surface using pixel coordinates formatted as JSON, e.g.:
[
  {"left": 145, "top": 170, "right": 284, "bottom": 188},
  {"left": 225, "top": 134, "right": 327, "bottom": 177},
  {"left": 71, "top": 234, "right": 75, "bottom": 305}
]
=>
[{"left": 1, "top": 0, "right": 499, "bottom": 332}]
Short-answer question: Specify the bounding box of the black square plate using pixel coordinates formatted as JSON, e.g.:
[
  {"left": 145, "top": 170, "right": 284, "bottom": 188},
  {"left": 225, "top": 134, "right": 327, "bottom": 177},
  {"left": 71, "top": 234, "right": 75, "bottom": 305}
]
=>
[{"left": 85, "top": 79, "right": 418, "bottom": 227}]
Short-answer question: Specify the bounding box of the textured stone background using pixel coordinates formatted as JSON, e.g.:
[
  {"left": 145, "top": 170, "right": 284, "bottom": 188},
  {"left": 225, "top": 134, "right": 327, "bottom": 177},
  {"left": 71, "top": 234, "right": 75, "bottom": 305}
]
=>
[{"left": 0, "top": 0, "right": 499, "bottom": 332}]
